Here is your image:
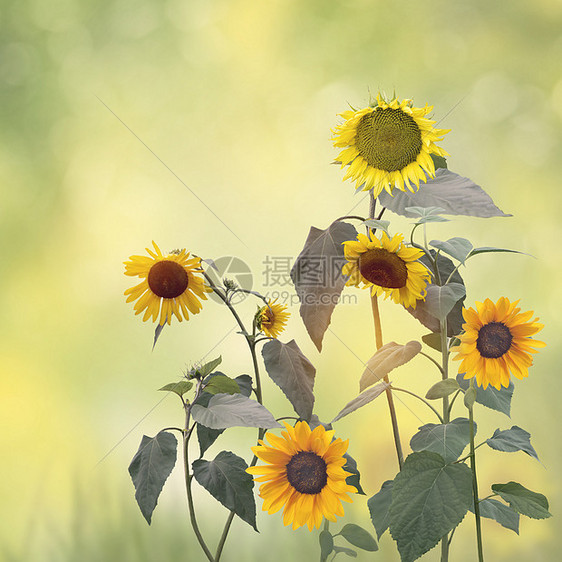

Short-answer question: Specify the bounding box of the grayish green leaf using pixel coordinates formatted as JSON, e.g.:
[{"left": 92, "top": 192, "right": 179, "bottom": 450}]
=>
[
  {"left": 363, "top": 219, "right": 390, "bottom": 233},
  {"left": 430, "top": 237, "right": 473, "bottom": 264},
  {"left": 405, "top": 206, "right": 447, "bottom": 217},
  {"left": 423, "top": 283, "right": 466, "bottom": 322},
  {"left": 262, "top": 339, "right": 316, "bottom": 421},
  {"left": 407, "top": 252, "right": 466, "bottom": 337},
  {"left": 456, "top": 374, "right": 513, "bottom": 417},
  {"left": 331, "top": 382, "right": 389, "bottom": 423},
  {"left": 379, "top": 168, "right": 511, "bottom": 218},
  {"left": 339, "top": 524, "right": 378, "bottom": 552},
  {"left": 192, "top": 451, "right": 257, "bottom": 530},
  {"left": 486, "top": 426, "right": 539, "bottom": 460},
  {"left": 421, "top": 332, "right": 442, "bottom": 352},
  {"left": 425, "top": 379, "right": 460, "bottom": 400},
  {"left": 368, "top": 480, "right": 393, "bottom": 539},
  {"left": 128, "top": 431, "right": 178, "bottom": 524},
  {"left": 332, "top": 546, "right": 358, "bottom": 558},
  {"left": 319, "top": 530, "right": 334, "bottom": 559},
  {"left": 410, "top": 418, "right": 473, "bottom": 463},
  {"left": 203, "top": 374, "right": 240, "bottom": 395},
  {"left": 464, "top": 386, "right": 477, "bottom": 409},
  {"left": 153, "top": 323, "right": 165, "bottom": 349},
  {"left": 196, "top": 375, "right": 253, "bottom": 457},
  {"left": 290, "top": 221, "right": 358, "bottom": 351},
  {"left": 359, "top": 341, "right": 422, "bottom": 392},
  {"left": 191, "top": 393, "right": 281, "bottom": 430},
  {"left": 492, "top": 482, "right": 551, "bottom": 520},
  {"left": 468, "top": 246, "right": 529, "bottom": 259},
  {"left": 469, "top": 498, "right": 519, "bottom": 534},
  {"left": 389, "top": 451, "right": 472, "bottom": 562},
  {"left": 158, "top": 380, "right": 193, "bottom": 397}
]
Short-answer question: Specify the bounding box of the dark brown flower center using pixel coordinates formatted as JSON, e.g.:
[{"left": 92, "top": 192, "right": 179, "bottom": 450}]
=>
[
  {"left": 147, "top": 260, "right": 189, "bottom": 299},
  {"left": 286, "top": 451, "right": 328, "bottom": 495},
  {"left": 355, "top": 107, "right": 423, "bottom": 172},
  {"left": 476, "top": 322, "right": 513, "bottom": 358},
  {"left": 358, "top": 248, "right": 408, "bottom": 289}
]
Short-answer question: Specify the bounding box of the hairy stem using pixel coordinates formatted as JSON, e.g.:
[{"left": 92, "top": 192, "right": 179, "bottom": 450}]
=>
[{"left": 439, "top": 317, "right": 450, "bottom": 562}]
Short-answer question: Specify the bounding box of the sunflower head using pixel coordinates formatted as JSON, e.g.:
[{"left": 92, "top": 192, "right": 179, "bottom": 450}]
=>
[
  {"left": 124, "top": 241, "right": 210, "bottom": 326},
  {"left": 246, "top": 421, "right": 357, "bottom": 531},
  {"left": 332, "top": 94, "right": 449, "bottom": 197},
  {"left": 453, "top": 297, "right": 545, "bottom": 390},
  {"left": 342, "top": 231, "right": 431, "bottom": 309},
  {"left": 256, "top": 300, "right": 290, "bottom": 339}
]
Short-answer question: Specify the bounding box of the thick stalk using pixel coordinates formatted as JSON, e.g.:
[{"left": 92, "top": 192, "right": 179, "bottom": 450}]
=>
[
  {"left": 469, "top": 379, "right": 485, "bottom": 561},
  {"left": 183, "top": 406, "right": 215, "bottom": 562},
  {"left": 368, "top": 192, "right": 404, "bottom": 470}
]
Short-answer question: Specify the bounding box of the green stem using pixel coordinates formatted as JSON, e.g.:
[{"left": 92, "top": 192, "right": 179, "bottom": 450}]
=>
[
  {"left": 439, "top": 316, "right": 450, "bottom": 562},
  {"left": 183, "top": 404, "right": 215, "bottom": 562},
  {"left": 320, "top": 519, "right": 330, "bottom": 562},
  {"left": 391, "top": 386, "right": 444, "bottom": 423},
  {"left": 469, "top": 379, "right": 485, "bottom": 561},
  {"left": 419, "top": 351, "right": 444, "bottom": 375},
  {"left": 447, "top": 389, "right": 461, "bottom": 417},
  {"left": 369, "top": 192, "right": 404, "bottom": 470}
]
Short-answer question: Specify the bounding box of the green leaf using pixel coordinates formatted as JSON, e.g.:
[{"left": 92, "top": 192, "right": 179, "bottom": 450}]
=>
[
  {"left": 262, "top": 339, "right": 316, "bottom": 421},
  {"left": 389, "top": 451, "right": 472, "bottom": 562},
  {"left": 197, "top": 356, "right": 222, "bottom": 378},
  {"left": 492, "top": 482, "right": 551, "bottom": 520},
  {"left": 342, "top": 453, "right": 365, "bottom": 495},
  {"left": 128, "top": 431, "right": 178, "bottom": 524},
  {"left": 410, "top": 418, "right": 473, "bottom": 463},
  {"left": 192, "top": 451, "right": 257, "bottom": 530},
  {"left": 415, "top": 215, "right": 450, "bottom": 224},
  {"left": 203, "top": 374, "right": 240, "bottom": 395},
  {"left": 191, "top": 393, "right": 281, "bottom": 430},
  {"left": 467, "top": 246, "right": 529, "bottom": 259},
  {"left": 469, "top": 498, "right": 519, "bottom": 534},
  {"left": 486, "top": 426, "right": 539, "bottom": 460},
  {"left": 339, "top": 524, "right": 378, "bottom": 552},
  {"left": 408, "top": 252, "right": 466, "bottom": 337},
  {"left": 425, "top": 379, "right": 460, "bottom": 400},
  {"left": 464, "top": 386, "right": 477, "bottom": 409},
  {"left": 421, "top": 332, "right": 442, "bottom": 352},
  {"left": 423, "top": 283, "right": 466, "bottom": 322},
  {"left": 290, "top": 221, "right": 358, "bottom": 351},
  {"left": 332, "top": 546, "right": 357, "bottom": 558},
  {"left": 379, "top": 168, "right": 511, "bottom": 218},
  {"left": 359, "top": 340, "right": 422, "bottom": 392},
  {"left": 456, "top": 373, "right": 514, "bottom": 417},
  {"left": 319, "top": 530, "right": 334, "bottom": 559},
  {"left": 158, "top": 380, "right": 193, "bottom": 397},
  {"left": 430, "top": 154, "right": 447, "bottom": 169},
  {"left": 363, "top": 219, "right": 390, "bottom": 233},
  {"left": 430, "top": 237, "right": 473, "bottom": 264},
  {"left": 367, "top": 480, "right": 393, "bottom": 540},
  {"left": 196, "top": 375, "right": 253, "bottom": 457},
  {"left": 331, "top": 381, "right": 389, "bottom": 423}
]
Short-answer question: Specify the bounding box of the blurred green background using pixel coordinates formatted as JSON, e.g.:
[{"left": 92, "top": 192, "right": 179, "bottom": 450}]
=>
[{"left": 2, "top": 0, "right": 561, "bottom": 560}]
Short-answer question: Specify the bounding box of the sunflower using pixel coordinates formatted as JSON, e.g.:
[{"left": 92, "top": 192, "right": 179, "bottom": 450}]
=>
[
  {"left": 332, "top": 94, "right": 449, "bottom": 197},
  {"left": 342, "top": 231, "right": 431, "bottom": 309},
  {"left": 453, "top": 297, "right": 545, "bottom": 390},
  {"left": 256, "top": 300, "right": 290, "bottom": 339},
  {"left": 246, "top": 421, "right": 357, "bottom": 531},
  {"left": 124, "top": 241, "right": 209, "bottom": 326}
]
